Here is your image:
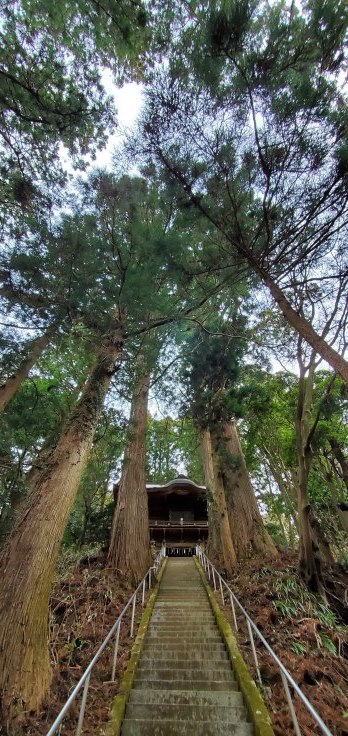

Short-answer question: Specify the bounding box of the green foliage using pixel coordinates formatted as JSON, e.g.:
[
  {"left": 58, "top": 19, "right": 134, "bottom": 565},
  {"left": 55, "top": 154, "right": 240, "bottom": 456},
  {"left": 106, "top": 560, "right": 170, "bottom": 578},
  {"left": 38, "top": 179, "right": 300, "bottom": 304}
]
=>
[
  {"left": 0, "top": 0, "right": 150, "bottom": 204},
  {"left": 291, "top": 642, "right": 307, "bottom": 656},
  {"left": 146, "top": 417, "right": 204, "bottom": 483},
  {"left": 180, "top": 311, "right": 249, "bottom": 429},
  {"left": 274, "top": 574, "right": 338, "bottom": 628}
]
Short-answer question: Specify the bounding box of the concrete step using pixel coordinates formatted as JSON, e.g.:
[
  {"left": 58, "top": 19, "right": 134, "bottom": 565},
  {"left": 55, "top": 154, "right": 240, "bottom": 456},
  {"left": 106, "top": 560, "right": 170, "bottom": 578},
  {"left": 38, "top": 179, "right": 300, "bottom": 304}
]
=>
[
  {"left": 149, "top": 622, "right": 216, "bottom": 638},
  {"left": 139, "top": 654, "right": 229, "bottom": 666},
  {"left": 142, "top": 643, "right": 227, "bottom": 654},
  {"left": 135, "top": 668, "right": 235, "bottom": 682},
  {"left": 133, "top": 679, "right": 239, "bottom": 692},
  {"left": 144, "top": 636, "right": 224, "bottom": 645},
  {"left": 128, "top": 689, "right": 244, "bottom": 707},
  {"left": 121, "top": 719, "right": 254, "bottom": 735},
  {"left": 125, "top": 703, "right": 247, "bottom": 722},
  {"left": 150, "top": 618, "right": 214, "bottom": 624}
]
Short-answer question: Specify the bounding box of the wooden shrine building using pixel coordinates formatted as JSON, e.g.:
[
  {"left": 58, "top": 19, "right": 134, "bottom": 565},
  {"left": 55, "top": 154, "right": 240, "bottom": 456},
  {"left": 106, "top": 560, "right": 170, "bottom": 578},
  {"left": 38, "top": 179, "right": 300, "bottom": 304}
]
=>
[{"left": 147, "top": 474, "right": 208, "bottom": 553}]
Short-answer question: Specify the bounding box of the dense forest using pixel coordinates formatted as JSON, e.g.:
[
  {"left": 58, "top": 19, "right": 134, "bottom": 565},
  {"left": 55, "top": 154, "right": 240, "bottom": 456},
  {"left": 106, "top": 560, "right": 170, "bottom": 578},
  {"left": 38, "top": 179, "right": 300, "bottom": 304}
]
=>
[{"left": 0, "top": 0, "right": 347, "bottom": 734}]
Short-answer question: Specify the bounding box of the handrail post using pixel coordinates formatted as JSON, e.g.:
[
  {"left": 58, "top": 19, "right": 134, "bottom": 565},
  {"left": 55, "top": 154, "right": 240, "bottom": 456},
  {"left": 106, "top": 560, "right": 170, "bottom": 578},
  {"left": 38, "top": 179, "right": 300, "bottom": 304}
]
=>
[
  {"left": 280, "top": 669, "right": 302, "bottom": 736},
  {"left": 212, "top": 566, "right": 217, "bottom": 591},
  {"left": 246, "top": 619, "right": 262, "bottom": 685},
  {"left": 75, "top": 673, "right": 90, "bottom": 736},
  {"left": 142, "top": 578, "right": 146, "bottom": 607},
  {"left": 149, "top": 568, "right": 152, "bottom": 590},
  {"left": 130, "top": 592, "right": 137, "bottom": 638},
  {"left": 219, "top": 575, "right": 225, "bottom": 606},
  {"left": 230, "top": 593, "right": 238, "bottom": 631},
  {"left": 111, "top": 620, "right": 121, "bottom": 682}
]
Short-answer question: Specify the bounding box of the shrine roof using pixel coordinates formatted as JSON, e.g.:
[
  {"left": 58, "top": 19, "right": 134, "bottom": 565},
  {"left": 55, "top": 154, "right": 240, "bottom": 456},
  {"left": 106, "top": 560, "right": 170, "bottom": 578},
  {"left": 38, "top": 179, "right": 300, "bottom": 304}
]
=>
[{"left": 146, "top": 476, "right": 206, "bottom": 494}]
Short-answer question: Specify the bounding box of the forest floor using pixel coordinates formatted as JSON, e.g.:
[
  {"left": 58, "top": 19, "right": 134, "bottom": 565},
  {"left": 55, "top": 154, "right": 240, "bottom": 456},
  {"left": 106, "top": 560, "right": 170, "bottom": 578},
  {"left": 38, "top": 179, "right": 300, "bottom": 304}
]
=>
[
  {"left": 21, "top": 547, "right": 348, "bottom": 736},
  {"left": 222, "top": 549, "right": 348, "bottom": 736}
]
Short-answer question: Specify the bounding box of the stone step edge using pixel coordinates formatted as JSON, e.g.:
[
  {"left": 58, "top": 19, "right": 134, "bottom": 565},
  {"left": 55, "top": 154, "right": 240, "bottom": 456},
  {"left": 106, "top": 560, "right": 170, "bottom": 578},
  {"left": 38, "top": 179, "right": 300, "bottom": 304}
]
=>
[
  {"left": 103, "top": 557, "right": 168, "bottom": 736},
  {"left": 125, "top": 703, "right": 247, "bottom": 719},
  {"left": 132, "top": 679, "right": 240, "bottom": 692},
  {"left": 194, "top": 557, "right": 275, "bottom": 736},
  {"left": 128, "top": 689, "right": 244, "bottom": 704}
]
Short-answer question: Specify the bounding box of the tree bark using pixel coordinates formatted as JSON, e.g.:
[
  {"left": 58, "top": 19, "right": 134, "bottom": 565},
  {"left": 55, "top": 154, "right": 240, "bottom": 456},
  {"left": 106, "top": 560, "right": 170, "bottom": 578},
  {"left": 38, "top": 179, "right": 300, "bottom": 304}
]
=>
[
  {"left": 0, "top": 327, "right": 122, "bottom": 723},
  {"left": 0, "top": 326, "right": 56, "bottom": 413},
  {"left": 218, "top": 421, "right": 278, "bottom": 560},
  {"left": 200, "top": 427, "right": 236, "bottom": 574},
  {"left": 107, "top": 362, "right": 151, "bottom": 582}
]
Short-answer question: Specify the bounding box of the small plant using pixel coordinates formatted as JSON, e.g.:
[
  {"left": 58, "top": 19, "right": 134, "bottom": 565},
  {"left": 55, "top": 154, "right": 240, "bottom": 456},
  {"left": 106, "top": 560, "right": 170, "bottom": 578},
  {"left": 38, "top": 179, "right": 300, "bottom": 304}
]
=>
[
  {"left": 274, "top": 599, "right": 295, "bottom": 617},
  {"left": 291, "top": 642, "right": 307, "bottom": 656},
  {"left": 313, "top": 603, "right": 338, "bottom": 628},
  {"left": 318, "top": 633, "right": 337, "bottom": 656}
]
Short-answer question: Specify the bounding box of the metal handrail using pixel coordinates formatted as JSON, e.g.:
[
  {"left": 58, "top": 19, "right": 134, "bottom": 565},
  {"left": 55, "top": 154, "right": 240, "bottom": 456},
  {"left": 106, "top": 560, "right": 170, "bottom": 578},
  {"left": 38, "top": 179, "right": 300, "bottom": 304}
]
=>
[
  {"left": 46, "top": 545, "right": 166, "bottom": 736},
  {"left": 195, "top": 546, "right": 333, "bottom": 736}
]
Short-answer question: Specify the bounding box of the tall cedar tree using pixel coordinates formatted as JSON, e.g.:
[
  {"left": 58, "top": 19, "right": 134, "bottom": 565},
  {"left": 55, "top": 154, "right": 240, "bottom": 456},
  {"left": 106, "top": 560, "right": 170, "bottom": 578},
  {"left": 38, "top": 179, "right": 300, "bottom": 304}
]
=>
[{"left": 107, "top": 349, "right": 152, "bottom": 581}]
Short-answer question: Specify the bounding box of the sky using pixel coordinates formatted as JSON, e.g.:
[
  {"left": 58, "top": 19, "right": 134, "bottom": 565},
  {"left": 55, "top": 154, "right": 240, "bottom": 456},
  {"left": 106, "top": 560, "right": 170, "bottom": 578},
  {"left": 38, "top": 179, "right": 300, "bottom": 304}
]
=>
[{"left": 97, "top": 72, "right": 144, "bottom": 168}]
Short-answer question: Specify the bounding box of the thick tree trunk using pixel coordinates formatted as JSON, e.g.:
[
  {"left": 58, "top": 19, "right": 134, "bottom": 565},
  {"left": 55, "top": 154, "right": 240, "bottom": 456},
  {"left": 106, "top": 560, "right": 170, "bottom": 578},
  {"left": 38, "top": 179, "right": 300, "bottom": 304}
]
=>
[
  {"left": 200, "top": 429, "right": 222, "bottom": 559},
  {"left": 0, "top": 326, "right": 56, "bottom": 413},
  {"left": 218, "top": 422, "right": 278, "bottom": 560},
  {"left": 0, "top": 328, "right": 122, "bottom": 723},
  {"left": 200, "top": 428, "right": 236, "bottom": 574},
  {"left": 107, "top": 363, "right": 151, "bottom": 582}
]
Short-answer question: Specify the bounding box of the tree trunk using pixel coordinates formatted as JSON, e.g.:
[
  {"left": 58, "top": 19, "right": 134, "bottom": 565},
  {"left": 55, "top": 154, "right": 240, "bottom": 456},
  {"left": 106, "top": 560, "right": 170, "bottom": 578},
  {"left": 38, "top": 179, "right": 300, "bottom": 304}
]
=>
[
  {"left": 218, "top": 422, "right": 278, "bottom": 560},
  {"left": 263, "top": 273, "right": 348, "bottom": 384},
  {"left": 315, "top": 455, "right": 348, "bottom": 536},
  {"left": 297, "top": 462, "right": 326, "bottom": 595},
  {"left": 107, "top": 362, "right": 151, "bottom": 582},
  {"left": 200, "top": 429, "right": 222, "bottom": 559},
  {"left": 308, "top": 511, "right": 335, "bottom": 566},
  {"left": 0, "top": 328, "right": 122, "bottom": 723},
  {"left": 200, "top": 427, "right": 236, "bottom": 574},
  {"left": 329, "top": 437, "right": 348, "bottom": 488},
  {"left": 0, "top": 325, "right": 56, "bottom": 413},
  {"left": 295, "top": 360, "right": 326, "bottom": 595}
]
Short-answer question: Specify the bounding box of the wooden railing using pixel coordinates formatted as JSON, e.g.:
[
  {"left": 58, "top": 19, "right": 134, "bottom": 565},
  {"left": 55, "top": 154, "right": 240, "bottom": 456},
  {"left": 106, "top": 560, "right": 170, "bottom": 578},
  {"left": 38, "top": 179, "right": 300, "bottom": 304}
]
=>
[{"left": 149, "top": 519, "right": 208, "bottom": 527}]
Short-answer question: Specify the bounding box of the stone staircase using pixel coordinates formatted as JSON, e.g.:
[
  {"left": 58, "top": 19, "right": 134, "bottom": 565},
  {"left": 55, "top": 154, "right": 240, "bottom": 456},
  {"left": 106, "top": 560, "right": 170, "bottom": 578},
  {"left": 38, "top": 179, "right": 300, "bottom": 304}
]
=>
[{"left": 121, "top": 557, "right": 254, "bottom": 735}]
